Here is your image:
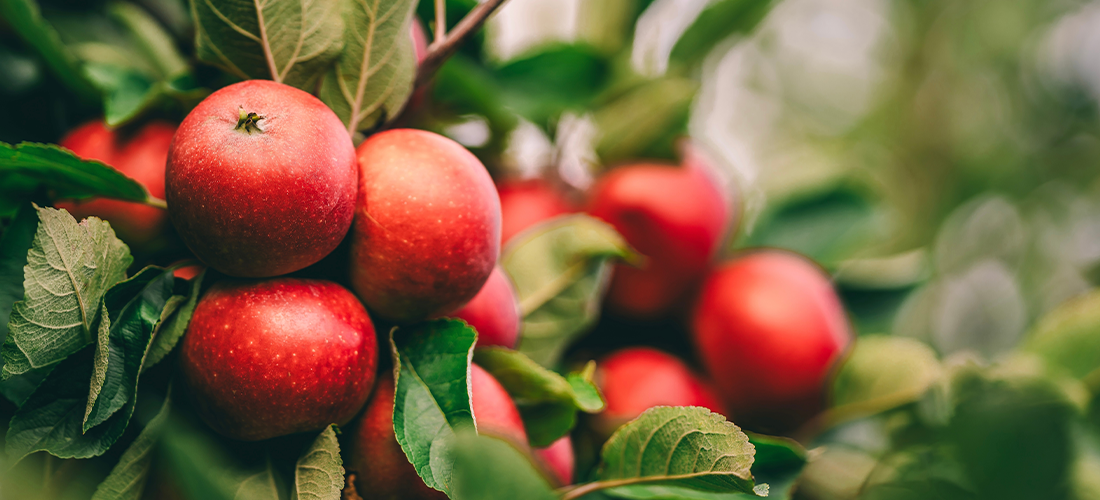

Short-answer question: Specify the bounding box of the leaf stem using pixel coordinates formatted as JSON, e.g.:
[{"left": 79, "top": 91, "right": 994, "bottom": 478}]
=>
[
  {"left": 434, "top": 0, "right": 446, "bottom": 44},
  {"left": 146, "top": 196, "right": 168, "bottom": 210},
  {"left": 417, "top": 0, "right": 509, "bottom": 88},
  {"left": 557, "top": 478, "right": 644, "bottom": 500}
]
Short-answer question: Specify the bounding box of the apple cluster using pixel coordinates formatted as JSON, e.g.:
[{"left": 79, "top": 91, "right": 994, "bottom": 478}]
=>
[{"left": 57, "top": 71, "right": 851, "bottom": 497}]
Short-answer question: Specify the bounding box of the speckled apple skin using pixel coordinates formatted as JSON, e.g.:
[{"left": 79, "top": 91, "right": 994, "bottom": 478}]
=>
[
  {"left": 450, "top": 266, "right": 520, "bottom": 348},
  {"left": 497, "top": 179, "right": 573, "bottom": 246},
  {"left": 349, "top": 129, "right": 501, "bottom": 323},
  {"left": 56, "top": 121, "right": 174, "bottom": 247},
  {"left": 597, "top": 347, "right": 725, "bottom": 424},
  {"left": 166, "top": 80, "right": 357, "bottom": 277},
  {"left": 180, "top": 278, "right": 377, "bottom": 441},
  {"left": 692, "top": 251, "right": 851, "bottom": 429}
]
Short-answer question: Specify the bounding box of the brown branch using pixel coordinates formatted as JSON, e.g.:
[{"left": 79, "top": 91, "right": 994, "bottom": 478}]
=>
[
  {"left": 341, "top": 473, "right": 364, "bottom": 500},
  {"left": 415, "top": 0, "right": 509, "bottom": 89}
]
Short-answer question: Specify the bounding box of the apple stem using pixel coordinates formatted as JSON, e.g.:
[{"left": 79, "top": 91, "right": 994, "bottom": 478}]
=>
[{"left": 235, "top": 106, "right": 264, "bottom": 134}]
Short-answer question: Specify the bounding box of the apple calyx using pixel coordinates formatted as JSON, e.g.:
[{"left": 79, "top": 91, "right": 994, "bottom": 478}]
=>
[{"left": 235, "top": 106, "right": 264, "bottom": 135}]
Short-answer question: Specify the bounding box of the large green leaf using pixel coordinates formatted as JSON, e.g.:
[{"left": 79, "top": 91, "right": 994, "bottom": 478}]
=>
[
  {"left": 473, "top": 347, "right": 604, "bottom": 447},
  {"left": 449, "top": 432, "right": 557, "bottom": 500},
  {"left": 191, "top": 0, "right": 344, "bottom": 89},
  {"left": 493, "top": 44, "right": 611, "bottom": 126},
  {"left": 2, "top": 206, "right": 131, "bottom": 379},
  {"left": 318, "top": 0, "right": 417, "bottom": 133},
  {"left": 571, "top": 407, "right": 758, "bottom": 498},
  {"left": 503, "top": 215, "right": 637, "bottom": 368},
  {"left": 292, "top": 425, "right": 345, "bottom": 500},
  {"left": 669, "top": 0, "right": 773, "bottom": 70},
  {"left": 391, "top": 319, "right": 477, "bottom": 494},
  {"left": 91, "top": 386, "right": 172, "bottom": 500},
  {"left": 0, "top": 202, "right": 37, "bottom": 351},
  {"left": 5, "top": 346, "right": 136, "bottom": 461},
  {"left": 143, "top": 269, "right": 206, "bottom": 371},
  {"left": 1025, "top": 291, "right": 1100, "bottom": 381},
  {"left": 0, "top": 143, "right": 157, "bottom": 204},
  {"left": 593, "top": 77, "right": 696, "bottom": 164},
  {"left": 85, "top": 266, "right": 175, "bottom": 431},
  {"left": 0, "top": 0, "right": 99, "bottom": 102}
]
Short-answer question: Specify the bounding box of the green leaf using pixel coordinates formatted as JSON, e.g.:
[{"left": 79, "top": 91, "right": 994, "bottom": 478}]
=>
[
  {"left": 0, "top": 0, "right": 99, "bottom": 102},
  {"left": 830, "top": 336, "right": 942, "bottom": 419},
  {"left": 0, "top": 143, "right": 156, "bottom": 204},
  {"left": 2, "top": 206, "right": 132, "bottom": 379},
  {"left": 449, "top": 432, "right": 557, "bottom": 500},
  {"left": 158, "top": 417, "right": 239, "bottom": 500},
  {"left": 109, "top": 2, "right": 188, "bottom": 78},
  {"left": 318, "top": 0, "right": 417, "bottom": 133},
  {"left": 144, "top": 269, "right": 206, "bottom": 371},
  {"left": 1025, "top": 291, "right": 1100, "bottom": 381},
  {"left": 473, "top": 347, "right": 604, "bottom": 447},
  {"left": 593, "top": 78, "right": 696, "bottom": 164},
  {"left": 83, "top": 63, "right": 161, "bottom": 128},
  {"left": 669, "top": 0, "right": 773, "bottom": 70},
  {"left": 745, "top": 434, "right": 805, "bottom": 474},
  {"left": 578, "top": 407, "right": 757, "bottom": 498},
  {"left": 493, "top": 44, "right": 611, "bottom": 126},
  {"left": 0, "top": 202, "right": 37, "bottom": 351},
  {"left": 84, "top": 266, "right": 175, "bottom": 431},
  {"left": 235, "top": 457, "right": 287, "bottom": 500},
  {"left": 566, "top": 362, "right": 605, "bottom": 411},
  {"left": 5, "top": 346, "right": 137, "bottom": 461},
  {"left": 292, "top": 425, "right": 345, "bottom": 500},
  {"left": 391, "top": 319, "right": 477, "bottom": 495},
  {"left": 502, "top": 214, "right": 637, "bottom": 368},
  {"left": 91, "top": 386, "right": 172, "bottom": 500},
  {"left": 191, "top": 0, "right": 344, "bottom": 90}
]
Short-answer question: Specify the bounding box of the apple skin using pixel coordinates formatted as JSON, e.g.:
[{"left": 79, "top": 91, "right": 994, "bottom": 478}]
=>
[
  {"left": 691, "top": 250, "right": 852, "bottom": 430},
  {"left": 534, "top": 435, "right": 574, "bottom": 486},
  {"left": 596, "top": 347, "right": 725, "bottom": 432},
  {"left": 450, "top": 266, "right": 520, "bottom": 348},
  {"left": 348, "top": 364, "right": 528, "bottom": 499},
  {"left": 498, "top": 179, "right": 573, "bottom": 246},
  {"left": 349, "top": 129, "right": 500, "bottom": 323},
  {"left": 179, "top": 278, "right": 377, "bottom": 441},
  {"left": 588, "top": 161, "right": 732, "bottom": 318},
  {"left": 166, "top": 80, "right": 357, "bottom": 278},
  {"left": 55, "top": 121, "right": 174, "bottom": 247}
]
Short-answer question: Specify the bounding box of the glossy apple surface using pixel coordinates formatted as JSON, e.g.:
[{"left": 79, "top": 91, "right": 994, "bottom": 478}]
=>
[
  {"left": 498, "top": 179, "right": 573, "bottom": 245},
  {"left": 179, "top": 278, "right": 377, "bottom": 441},
  {"left": 56, "top": 121, "right": 173, "bottom": 247},
  {"left": 350, "top": 129, "right": 500, "bottom": 323},
  {"left": 596, "top": 347, "right": 725, "bottom": 430},
  {"left": 588, "top": 161, "right": 732, "bottom": 317},
  {"left": 450, "top": 266, "right": 521, "bottom": 348},
  {"left": 349, "top": 364, "right": 528, "bottom": 498},
  {"left": 691, "top": 250, "right": 851, "bottom": 429},
  {"left": 166, "top": 80, "right": 357, "bottom": 277}
]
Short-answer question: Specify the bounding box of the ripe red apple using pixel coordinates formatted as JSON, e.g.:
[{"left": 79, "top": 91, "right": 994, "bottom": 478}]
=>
[
  {"left": 55, "top": 121, "right": 174, "bottom": 248},
  {"left": 450, "top": 265, "right": 521, "bottom": 348},
  {"left": 691, "top": 250, "right": 851, "bottom": 430},
  {"left": 349, "top": 129, "right": 500, "bottom": 323},
  {"left": 349, "top": 364, "right": 528, "bottom": 498},
  {"left": 497, "top": 179, "right": 573, "bottom": 245},
  {"left": 179, "top": 278, "right": 377, "bottom": 441},
  {"left": 166, "top": 80, "right": 357, "bottom": 278},
  {"left": 588, "top": 159, "right": 733, "bottom": 318},
  {"left": 595, "top": 347, "right": 725, "bottom": 432},
  {"left": 534, "top": 435, "right": 574, "bottom": 486}
]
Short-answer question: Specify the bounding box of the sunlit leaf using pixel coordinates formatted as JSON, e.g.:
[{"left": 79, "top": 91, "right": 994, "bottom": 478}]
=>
[{"left": 292, "top": 425, "right": 345, "bottom": 500}]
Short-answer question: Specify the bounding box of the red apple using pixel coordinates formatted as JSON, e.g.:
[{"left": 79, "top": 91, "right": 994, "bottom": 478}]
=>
[
  {"left": 450, "top": 266, "right": 521, "bottom": 348},
  {"left": 596, "top": 347, "right": 725, "bottom": 431},
  {"left": 534, "top": 436, "right": 574, "bottom": 486},
  {"left": 498, "top": 179, "right": 573, "bottom": 246},
  {"left": 166, "top": 80, "right": 357, "bottom": 278},
  {"left": 588, "top": 160, "right": 733, "bottom": 318},
  {"left": 55, "top": 121, "right": 174, "bottom": 248},
  {"left": 412, "top": 19, "right": 429, "bottom": 64},
  {"left": 691, "top": 250, "right": 851, "bottom": 429},
  {"left": 349, "top": 129, "right": 500, "bottom": 323},
  {"left": 179, "top": 278, "right": 377, "bottom": 441},
  {"left": 170, "top": 261, "right": 204, "bottom": 280},
  {"left": 349, "top": 364, "right": 528, "bottom": 498}
]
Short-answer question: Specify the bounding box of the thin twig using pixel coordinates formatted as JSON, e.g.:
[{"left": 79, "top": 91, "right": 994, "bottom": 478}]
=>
[
  {"left": 416, "top": 0, "right": 509, "bottom": 89},
  {"left": 434, "top": 0, "right": 446, "bottom": 44}
]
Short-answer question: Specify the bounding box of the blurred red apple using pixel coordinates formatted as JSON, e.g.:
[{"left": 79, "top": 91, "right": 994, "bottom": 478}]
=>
[
  {"left": 588, "top": 159, "right": 733, "bottom": 318},
  {"left": 412, "top": 19, "right": 429, "bottom": 63},
  {"left": 170, "top": 261, "right": 204, "bottom": 280},
  {"left": 55, "top": 121, "right": 173, "bottom": 248},
  {"left": 179, "top": 278, "right": 377, "bottom": 441},
  {"left": 349, "top": 129, "right": 500, "bottom": 323},
  {"left": 450, "top": 266, "right": 521, "bottom": 348},
  {"left": 349, "top": 364, "right": 528, "bottom": 498},
  {"left": 534, "top": 435, "right": 574, "bottom": 486},
  {"left": 166, "top": 80, "right": 357, "bottom": 278},
  {"left": 498, "top": 179, "right": 573, "bottom": 245},
  {"left": 691, "top": 250, "right": 851, "bottom": 430},
  {"left": 596, "top": 347, "right": 725, "bottom": 432}
]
